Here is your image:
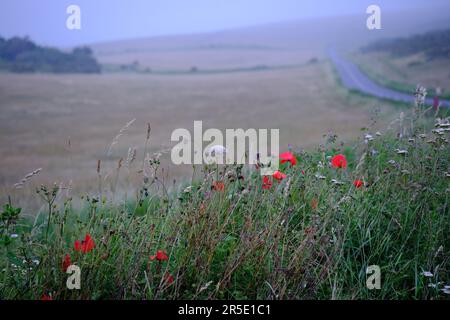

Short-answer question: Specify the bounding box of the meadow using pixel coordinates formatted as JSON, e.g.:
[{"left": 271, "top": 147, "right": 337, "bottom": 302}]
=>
[
  {"left": 1, "top": 8, "right": 450, "bottom": 300},
  {"left": 0, "top": 60, "right": 398, "bottom": 213},
  {"left": 0, "top": 95, "right": 449, "bottom": 299}
]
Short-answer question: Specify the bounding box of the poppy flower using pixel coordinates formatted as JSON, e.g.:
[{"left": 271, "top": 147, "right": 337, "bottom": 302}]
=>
[
  {"left": 74, "top": 234, "right": 95, "bottom": 253},
  {"left": 262, "top": 176, "right": 273, "bottom": 189},
  {"left": 272, "top": 171, "right": 287, "bottom": 181},
  {"left": 353, "top": 179, "right": 363, "bottom": 188},
  {"left": 62, "top": 254, "right": 71, "bottom": 272},
  {"left": 41, "top": 294, "right": 53, "bottom": 301},
  {"left": 211, "top": 181, "right": 225, "bottom": 192},
  {"left": 331, "top": 154, "right": 347, "bottom": 169},
  {"left": 280, "top": 151, "right": 297, "bottom": 166},
  {"left": 164, "top": 273, "right": 174, "bottom": 284},
  {"left": 150, "top": 250, "right": 169, "bottom": 261}
]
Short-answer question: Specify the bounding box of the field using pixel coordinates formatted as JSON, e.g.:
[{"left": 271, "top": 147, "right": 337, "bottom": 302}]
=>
[
  {"left": 0, "top": 60, "right": 399, "bottom": 214},
  {"left": 1, "top": 6, "right": 450, "bottom": 300},
  {"left": 1, "top": 98, "right": 449, "bottom": 299}
]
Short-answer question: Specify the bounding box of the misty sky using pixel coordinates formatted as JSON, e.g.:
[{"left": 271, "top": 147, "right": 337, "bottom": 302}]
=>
[{"left": 0, "top": 0, "right": 448, "bottom": 46}]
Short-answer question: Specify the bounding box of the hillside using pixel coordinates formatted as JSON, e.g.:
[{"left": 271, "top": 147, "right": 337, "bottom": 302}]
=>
[
  {"left": 361, "top": 29, "right": 450, "bottom": 60},
  {"left": 352, "top": 29, "right": 450, "bottom": 99},
  {"left": 90, "top": 6, "right": 450, "bottom": 72}
]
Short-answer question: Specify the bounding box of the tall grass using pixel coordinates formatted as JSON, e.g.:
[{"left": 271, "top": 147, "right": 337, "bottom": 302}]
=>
[{"left": 0, "top": 104, "right": 449, "bottom": 300}]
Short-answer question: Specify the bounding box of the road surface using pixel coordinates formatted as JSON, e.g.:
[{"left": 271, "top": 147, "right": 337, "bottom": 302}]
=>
[{"left": 329, "top": 50, "right": 450, "bottom": 108}]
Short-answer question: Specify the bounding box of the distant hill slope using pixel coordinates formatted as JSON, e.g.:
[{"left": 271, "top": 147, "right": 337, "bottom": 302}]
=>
[
  {"left": 0, "top": 36, "right": 100, "bottom": 74},
  {"left": 90, "top": 5, "right": 450, "bottom": 70},
  {"left": 362, "top": 29, "right": 450, "bottom": 60}
]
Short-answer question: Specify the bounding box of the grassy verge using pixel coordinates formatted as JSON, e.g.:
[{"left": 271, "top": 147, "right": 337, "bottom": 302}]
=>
[
  {"left": 1, "top": 105, "right": 449, "bottom": 300},
  {"left": 349, "top": 54, "right": 450, "bottom": 101}
]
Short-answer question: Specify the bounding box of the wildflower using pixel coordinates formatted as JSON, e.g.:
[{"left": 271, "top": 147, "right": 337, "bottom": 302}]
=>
[
  {"left": 395, "top": 149, "right": 408, "bottom": 155},
  {"left": 262, "top": 176, "right": 273, "bottom": 189},
  {"left": 331, "top": 154, "right": 347, "bottom": 169},
  {"left": 310, "top": 198, "right": 318, "bottom": 210},
  {"left": 364, "top": 134, "right": 374, "bottom": 142},
  {"left": 211, "top": 181, "right": 225, "bottom": 191},
  {"left": 272, "top": 171, "right": 287, "bottom": 181},
  {"left": 280, "top": 151, "right": 297, "bottom": 166},
  {"left": 150, "top": 250, "right": 169, "bottom": 261},
  {"left": 74, "top": 234, "right": 95, "bottom": 253},
  {"left": 41, "top": 294, "right": 53, "bottom": 301},
  {"left": 422, "top": 271, "right": 433, "bottom": 277},
  {"left": 331, "top": 179, "right": 344, "bottom": 186},
  {"left": 164, "top": 273, "right": 174, "bottom": 284},
  {"left": 432, "top": 128, "right": 445, "bottom": 136},
  {"left": 10, "top": 233, "right": 19, "bottom": 239},
  {"left": 62, "top": 254, "right": 71, "bottom": 272},
  {"left": 205, "top": 145, "right": 227, "bottom": 164},
  {"left": 353, "top": 180, "right": 363, "bottom": 188},
  {"left": 414, "top": 85, "right": 427, "bottom": 106},
  {"left": 315, "top": 174, "right": 326, "bottom": 180},
  {"left": 208, "top": 145, "right": 227, "bottom": 155}
]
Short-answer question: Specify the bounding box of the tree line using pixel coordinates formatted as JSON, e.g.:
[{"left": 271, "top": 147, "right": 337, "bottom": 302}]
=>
[
  {"left": 0, "top": 36, "right": 101, "bottom": 73},
  {"left": 361, "top": 29, "right": 450, "bottom": 60}
]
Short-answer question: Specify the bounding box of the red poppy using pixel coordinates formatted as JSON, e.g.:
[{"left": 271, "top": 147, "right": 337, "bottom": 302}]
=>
[
  {"left": 150, "top": 250, "right": 169, "bottom": 261},
  {"left": 164, "top": 273, "right": 174, "bottom": 284},
  {"left": 62, "top": 254, "right": 71, "bottom": 272},
  {"left": 272, "top": 170, "right": 287, "bottom": 181},
  {"left": 262, "top": 176, "right": 273, "bottom": 189},
  {"left": 41, "top": 294, "right": 53, "bottom": 301},
  {"left": 211, "top": 181, "right": 225, "bottom": 191},
  {"left": 353, "top": 179, "right": 363, "bottom": 188},
  {"left": 280, "top": 151, "right": 297, "bottom": 166},
  {"left": 331, "top": 154, "right": 347, "bottom": 169},
  {"left": 74, "top": 234, "right": 95, "bottom": 253}
]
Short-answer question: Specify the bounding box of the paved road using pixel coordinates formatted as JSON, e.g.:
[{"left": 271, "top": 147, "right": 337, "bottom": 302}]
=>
[{"left": 329, "top": 49, "right": 450, "bottom": 108}]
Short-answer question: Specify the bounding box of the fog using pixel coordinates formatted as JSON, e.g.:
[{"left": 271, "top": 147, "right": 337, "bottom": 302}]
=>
[{"left": 1, "top": 0, "right": 450, "bottom": 46}]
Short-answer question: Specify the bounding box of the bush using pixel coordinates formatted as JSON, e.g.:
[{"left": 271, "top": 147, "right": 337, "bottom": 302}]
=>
[{"left": 0, "top": 36, "right": 101, "bottom": 74}]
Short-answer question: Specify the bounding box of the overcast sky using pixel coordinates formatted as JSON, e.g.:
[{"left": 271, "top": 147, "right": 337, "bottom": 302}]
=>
[{"left": 0, "top": 0, "right": 448, "bottom": 46}]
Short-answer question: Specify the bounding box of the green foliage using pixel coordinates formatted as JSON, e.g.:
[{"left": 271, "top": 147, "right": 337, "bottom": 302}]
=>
[
  {"left": 0, "top": 110, "right": 449, "bottom": 300},
  {"left": 0, "top": 36, "right": 101, "bottom": 74},
  {"left": 362, "top": 29, "right": 450, "bottom": 60}
]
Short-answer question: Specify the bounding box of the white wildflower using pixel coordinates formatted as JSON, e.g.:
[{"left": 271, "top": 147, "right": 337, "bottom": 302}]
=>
[
  {"left": 364, "top": 134, "right": 374, "bottom": 142},
  {"left": 331, "top": 179, "right": 344, "bottom": 186}
]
